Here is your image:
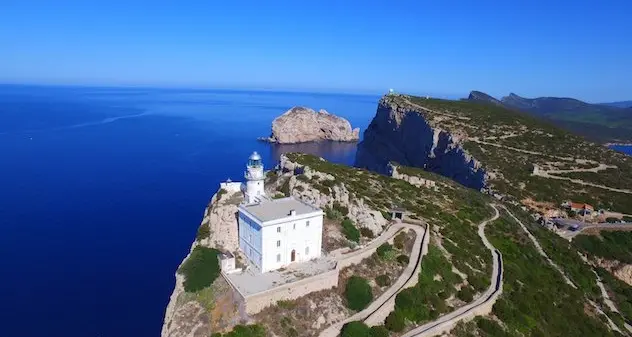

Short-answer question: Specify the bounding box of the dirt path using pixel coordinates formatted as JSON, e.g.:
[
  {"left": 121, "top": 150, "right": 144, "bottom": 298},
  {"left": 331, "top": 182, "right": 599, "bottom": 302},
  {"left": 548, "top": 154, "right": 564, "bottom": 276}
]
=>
[
  {"left": 319, "top": 222, "right": 429, "bottom": 337},
  {"left": 501, "top": 205, "right": 578, "bottom": 289},
  {"left": 532, "top": 169, "right": 632, "bottom": 194},
  {"left": 401, "top": 205, "right": 502, "bottom": 337}
]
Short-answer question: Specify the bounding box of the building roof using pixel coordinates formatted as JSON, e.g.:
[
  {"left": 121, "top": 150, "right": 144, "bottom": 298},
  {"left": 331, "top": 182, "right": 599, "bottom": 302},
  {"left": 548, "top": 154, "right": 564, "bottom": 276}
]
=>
[
  {"left": 570, "top": 202, "right": 594, "bottom": 210},
  {"left": 239, "top": 197, "right": 322, "bottom": 224}
]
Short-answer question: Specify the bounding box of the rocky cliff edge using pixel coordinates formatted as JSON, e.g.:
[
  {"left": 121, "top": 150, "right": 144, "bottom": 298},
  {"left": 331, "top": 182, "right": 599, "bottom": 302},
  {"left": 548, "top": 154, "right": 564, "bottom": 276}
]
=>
[{"left": 355, "top": 95, "right": 488, "bottom": 191}]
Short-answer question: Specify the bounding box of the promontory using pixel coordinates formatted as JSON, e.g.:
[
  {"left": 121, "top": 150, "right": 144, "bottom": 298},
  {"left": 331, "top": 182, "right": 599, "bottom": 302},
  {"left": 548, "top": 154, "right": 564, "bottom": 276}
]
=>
[{"left": 260, "top": 106, "right": 359, "bottom": 143}]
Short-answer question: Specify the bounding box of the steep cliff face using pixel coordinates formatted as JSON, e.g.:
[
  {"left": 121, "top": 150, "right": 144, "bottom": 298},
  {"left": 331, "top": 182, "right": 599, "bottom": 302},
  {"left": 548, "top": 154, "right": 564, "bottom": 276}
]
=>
[{"left": 355, "top": 96, "right": 487, "bottom": 191}]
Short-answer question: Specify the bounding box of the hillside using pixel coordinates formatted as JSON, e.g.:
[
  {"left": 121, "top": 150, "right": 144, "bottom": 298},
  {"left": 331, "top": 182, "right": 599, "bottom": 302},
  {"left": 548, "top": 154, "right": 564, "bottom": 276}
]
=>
[
  {"left": 467, "top": 91, "right": 632, "bottom": 143},
  {"left": 357, "top": 94, "right": 632, "bottom": 214}
]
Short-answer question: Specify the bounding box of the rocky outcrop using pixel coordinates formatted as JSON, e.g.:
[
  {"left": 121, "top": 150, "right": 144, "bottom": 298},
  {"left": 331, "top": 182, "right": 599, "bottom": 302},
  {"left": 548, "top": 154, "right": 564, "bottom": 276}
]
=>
[
  {"left": 161, "top": 189, "right": 245, "bottom": 337},
  {"left": 280, "top": 155, "right": 387, "bottom": 235},
  {"left": 595, "top": 258, "right": 632, "bottom": 286},
  {"left": 467, "top": 91, "right": 504, "bottom": 106},
  {"left": 355, "top": 96, "right": 488, "bottom": 190},
  {"left": 261, "top": 107, "right": 359, "bottom": 144}
]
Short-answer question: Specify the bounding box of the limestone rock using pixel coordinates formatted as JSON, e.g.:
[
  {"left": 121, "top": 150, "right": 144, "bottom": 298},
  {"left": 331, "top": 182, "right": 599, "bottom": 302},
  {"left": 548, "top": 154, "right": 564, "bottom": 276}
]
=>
[
  {"left": 261, "top": 107, "right": 359, "bottom": 144},
  {"left": 280, "top": 154, "right": 386, "bottom": 235},
  {"left": 613, "top": 264, "right": 632, "bottom": 286},
  {"left": 198, "top": 190, "right": 242, "bottom": 252},
  {"left": 355, "top": 96, "right": 488, "bottom": 191}
]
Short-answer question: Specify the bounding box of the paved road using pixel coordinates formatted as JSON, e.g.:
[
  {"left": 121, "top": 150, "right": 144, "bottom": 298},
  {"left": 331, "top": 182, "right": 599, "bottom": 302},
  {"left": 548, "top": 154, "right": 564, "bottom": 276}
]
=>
[
  {"left": 401, "top": 205, "right": 502, "bottom": 337},
  {"left": 319, "top": 222, "right": 429, "bottom": 337}
]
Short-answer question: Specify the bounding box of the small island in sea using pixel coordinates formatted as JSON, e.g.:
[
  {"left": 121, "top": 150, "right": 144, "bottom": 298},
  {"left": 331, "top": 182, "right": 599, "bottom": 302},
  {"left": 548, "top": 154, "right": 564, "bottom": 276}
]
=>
[{"left": 259, "top": 106, "right": 359, "bottom": 144}]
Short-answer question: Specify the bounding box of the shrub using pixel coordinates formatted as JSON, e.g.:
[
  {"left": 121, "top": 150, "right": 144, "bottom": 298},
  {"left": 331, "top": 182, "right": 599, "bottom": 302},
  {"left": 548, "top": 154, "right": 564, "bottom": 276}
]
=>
[
  {"left": 396, "top": 254, "right": 410, "bottom": 265},
  {"left": 385, "top": 309, "right": 405, "bottom": 332},
  {"left": 295, "top": 185, "right": 304, "bottom": 192},
  {"left": 345, "top": 276, "right": 373, "bottom": 311},
  {"left": 322, "top": 179, "right": 335, "bottom": 187},
  {"left": 605, "top": 217, "right": 620, "bottom": 223},
  {"left": 278, "top": 179, "right": 290, "bottom": 196},
  {"left": 296, "top": 174, "right": 309, "bottom": 182},
  {"left": 369, "top": 325, "right": 390, "bottom": 337},
  {"left": 196, "top": 224, "right": 210, "bottom": 241},
  {"left": 276, "top": 300, "right": 295, "bottom": 309},
  {"left": 394, "top": 232, "right": 407, "bottom": 249},
  {"left": 325, "top": 206, "right": 343, "bottom": 220},
  {"left": 360, "top": 227, "right": 375, "bottom": 238},
  {"left": 381, "top": 211, "right": 393, "bottom": 221},
  {"left": 341, "top": 321, "right": 370, "bottom": 337},
  {"left": 216, "top": 188, "right": 227, "bottom": 201},
  {"left": 333, "top": 201, "right": 350, "bottom": 216},
  {"left": 376, "top": 274, "right": 391, "bottom": 287},
  {"left": 177, "top": 246, "right": 221, "bottom": 292},
  {"left": 342, "top": 218, "right": 361, "bottom": 243},
  {"left": 212, "top": 324, "right": 266, "bottom": 337},
  {"left": 377, "top": 243, "right": 393, "bottom": 259},
  {"left": 457, "top": 286, "right": 474, "bottom": 302},
  {"left": 272, "top": 193, "right": 286, "bottom": 199}
]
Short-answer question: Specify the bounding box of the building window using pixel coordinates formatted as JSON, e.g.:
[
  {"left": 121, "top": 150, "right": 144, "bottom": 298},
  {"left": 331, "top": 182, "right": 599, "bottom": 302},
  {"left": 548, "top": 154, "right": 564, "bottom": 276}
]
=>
[
  {"left": 277, "top": 240, "right": 281, "bottom": 247},
  {"left": 277, "top": 226, "right": 281, "bottom": 233},
  {"left": 293, "top": 223, "right": 296, "bottom": 230},
  {"left": 276, "top": 254, "right": 281, "bottom": 262},
  {"left": 306, "top": 221, "right": 310, "bottom": 227},
  {"left": 305, "top": 246, "right": 309, "bottom": 255}
]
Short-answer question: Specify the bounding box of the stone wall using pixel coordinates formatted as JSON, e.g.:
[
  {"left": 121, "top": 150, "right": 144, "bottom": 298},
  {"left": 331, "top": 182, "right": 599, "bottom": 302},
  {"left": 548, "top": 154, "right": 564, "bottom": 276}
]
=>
[{"left": 223, "top": 267, "right": 340, "bottom": 315}]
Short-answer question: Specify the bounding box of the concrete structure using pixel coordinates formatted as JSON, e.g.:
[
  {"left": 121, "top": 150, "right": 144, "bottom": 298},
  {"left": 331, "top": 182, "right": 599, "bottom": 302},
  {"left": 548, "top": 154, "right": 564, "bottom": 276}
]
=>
[
  {"left": 219, "top": 251, "right": 238, "bottom": 274},
  {"left": 238, "top": 197, "right": 324, "bottom": 273},
  {"left": 236, "top": 151, "right": 324, "bottom": 273}
]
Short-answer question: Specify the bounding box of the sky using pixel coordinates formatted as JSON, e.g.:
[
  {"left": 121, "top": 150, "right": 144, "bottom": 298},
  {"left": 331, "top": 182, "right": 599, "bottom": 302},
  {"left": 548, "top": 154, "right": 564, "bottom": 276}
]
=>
[{"left": 1, "top": 0, "right": 631, "bottom": 102}]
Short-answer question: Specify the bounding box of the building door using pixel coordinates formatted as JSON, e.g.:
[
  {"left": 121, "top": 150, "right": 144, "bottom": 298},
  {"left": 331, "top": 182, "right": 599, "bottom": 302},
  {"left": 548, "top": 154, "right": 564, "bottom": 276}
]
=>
[{"left": 291, "top": 249, "right": 296, "bottom": 262}]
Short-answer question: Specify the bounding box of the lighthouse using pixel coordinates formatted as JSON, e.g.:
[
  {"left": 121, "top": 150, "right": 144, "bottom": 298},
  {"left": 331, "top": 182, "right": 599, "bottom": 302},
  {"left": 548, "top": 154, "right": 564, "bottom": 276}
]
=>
[{"left": 244, "top": 151, "right": 266, "bottom": 204}]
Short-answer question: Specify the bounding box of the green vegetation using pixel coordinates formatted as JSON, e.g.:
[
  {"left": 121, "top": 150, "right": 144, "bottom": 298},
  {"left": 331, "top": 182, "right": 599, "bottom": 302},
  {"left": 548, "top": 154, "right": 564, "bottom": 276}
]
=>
[
  {"left": 342, "top": 218, "right": 360, "bottom": 242},
  {"left": 340, "top": 322, "right": 390, "bottom": 337},
  {"left": 332, "top": 201, "right": 349, "bottom": 216},
  {"left": 556, "top": 168, "right": 632, "bottom": 190},
  {"left": 272, "top": 193, "right": 286, "bottom": 199},
  {"left": 393, "top": 232, "right": 406, "bottom": 249},
  {"left": 394, "top": 245, "right": 461, "bottom": 324},
  {"left": 177, "top": 246, "right": 221, "bottom": 292},
  {"left": 345, "top": 276, "right": 373, "bottom": 311},
  {"left": 210, "top": 324, "right": 266, "bottom": 337},
  {"left": 484, "top": 211, "right": 614, "bottom": 336},
  {"left": 375, "top": 274, "right": 391, "bottom": 287},
  {"left": 596, "top": 267, "right": 632, "bottom": 323},
  {"left": 296, "top": 174, "right": 309, "bottom": 182},
  {"left": 402, "top": 94, "right": 632, "bottom": 212},
  {"left": 360, "top": 227, "right": 375, "bottom": 238},
  {"left": 376, "top": 243, "right": 393, "bottom": 259},
  {"left": 385, "top": 309, "right": 406, "bottom": 332},
  {"left": 396, "top": 255, "right": 409, "bottom": 265},
  {"left": 573, "top": 231, "right": 632, "bottom": 264},
  {"left": 506, "top": 206, "right": 601, "bottom": 297},
  {"left": 277, "top": 179, "right": 290, "bottom": 197},
  {"left": 195, "top": 224, "right": 210, "bottom": 241},
  {"left": 216, "top": 188, "right": 227, "bottom": 201}
]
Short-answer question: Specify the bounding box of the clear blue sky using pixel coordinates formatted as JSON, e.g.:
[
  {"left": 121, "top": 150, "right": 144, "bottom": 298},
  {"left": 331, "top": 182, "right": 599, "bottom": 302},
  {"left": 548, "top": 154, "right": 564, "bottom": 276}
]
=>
[{"left": 2, "top": 0, "right": 630, "bottom": 101}]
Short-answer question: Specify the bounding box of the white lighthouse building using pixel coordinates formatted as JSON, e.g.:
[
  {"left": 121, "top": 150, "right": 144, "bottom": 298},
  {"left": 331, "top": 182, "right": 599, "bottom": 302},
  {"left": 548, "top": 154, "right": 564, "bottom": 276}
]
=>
[
  {"left": 243, "top": 151, "right": 266, "bottom": 204},
  {"left": 235, "top": 151, "right": 324, "bottom": 273}
]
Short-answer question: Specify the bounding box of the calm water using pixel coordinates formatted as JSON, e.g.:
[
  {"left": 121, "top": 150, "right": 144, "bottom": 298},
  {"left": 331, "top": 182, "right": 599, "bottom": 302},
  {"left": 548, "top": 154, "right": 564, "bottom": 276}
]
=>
[
  {"left": 0, "top": 85, "right": 378, "bottom": 337},
  {"left": 611, "top": 144, "right": 632, "bottom": 156}
]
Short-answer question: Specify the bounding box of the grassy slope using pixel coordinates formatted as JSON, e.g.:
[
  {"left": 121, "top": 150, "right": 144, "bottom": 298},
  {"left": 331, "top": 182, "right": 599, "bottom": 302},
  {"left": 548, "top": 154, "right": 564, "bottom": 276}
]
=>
[{"left": 404, "top": 95, "right": 632, "bottom": 212}]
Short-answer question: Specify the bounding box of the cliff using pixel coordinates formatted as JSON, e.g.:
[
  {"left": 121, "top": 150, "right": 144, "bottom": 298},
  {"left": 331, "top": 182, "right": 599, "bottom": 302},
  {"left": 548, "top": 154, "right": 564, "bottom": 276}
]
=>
[
  {"left": 261, "top": 106, "right": 359, "bottom": 144},
  {"left": 355, "top": 95, "right": 488, "bottom": 190}
]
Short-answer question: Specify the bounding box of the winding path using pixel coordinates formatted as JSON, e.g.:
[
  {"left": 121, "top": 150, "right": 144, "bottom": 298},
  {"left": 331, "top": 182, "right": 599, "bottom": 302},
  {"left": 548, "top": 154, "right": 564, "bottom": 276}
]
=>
[
  {"left": 319, "top": 221, "right": 429, "bottom": 337},
  {"left": 401, "top": 205, "right": 502, "bottom": 337},
  {"left": 501, "top": 205, "right": 578, "bottom": 289}
]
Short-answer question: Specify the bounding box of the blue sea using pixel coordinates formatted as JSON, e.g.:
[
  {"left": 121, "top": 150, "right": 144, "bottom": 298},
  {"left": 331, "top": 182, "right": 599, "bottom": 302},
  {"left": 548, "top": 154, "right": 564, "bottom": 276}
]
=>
[
  {"left": 611, "top": 144, "right": 632, "bottom": 156},
  {"left": 0, "top": 85, "right": 378, "bottom": 337}
]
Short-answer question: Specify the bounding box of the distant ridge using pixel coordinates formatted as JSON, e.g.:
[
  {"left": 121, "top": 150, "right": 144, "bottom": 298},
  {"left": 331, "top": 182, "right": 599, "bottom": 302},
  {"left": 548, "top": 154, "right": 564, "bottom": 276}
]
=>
[{"left": 467, "top": 90, "right": 632, "bottom": 143}]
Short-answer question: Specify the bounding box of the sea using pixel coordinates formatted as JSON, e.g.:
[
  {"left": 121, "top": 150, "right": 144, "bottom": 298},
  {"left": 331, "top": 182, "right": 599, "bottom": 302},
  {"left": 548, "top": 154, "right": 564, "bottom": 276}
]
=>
[
  {"left": 610, "top": 144, "right": 632, "bottom": 156},
  {"left": 0, "top": 85, "right": 378, "bottom": 337}
]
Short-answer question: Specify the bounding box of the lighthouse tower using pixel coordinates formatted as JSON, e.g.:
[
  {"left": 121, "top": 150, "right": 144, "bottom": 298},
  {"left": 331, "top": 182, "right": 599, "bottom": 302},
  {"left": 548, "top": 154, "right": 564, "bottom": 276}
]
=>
[{"left": 244, "top": 151, "right": 266, "bottom": 204}]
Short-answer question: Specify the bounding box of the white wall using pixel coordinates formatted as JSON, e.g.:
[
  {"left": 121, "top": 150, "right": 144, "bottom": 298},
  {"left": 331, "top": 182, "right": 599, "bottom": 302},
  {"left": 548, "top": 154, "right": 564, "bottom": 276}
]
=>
[
  {"left": 260, "top": 213, "right": 323, "bottom": 273},
  {"left": 238, "top": 213, "right": 263, "bottom": 270}
]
